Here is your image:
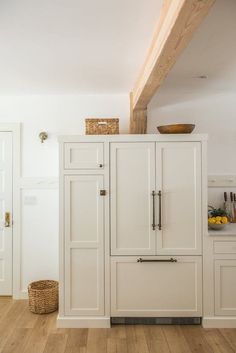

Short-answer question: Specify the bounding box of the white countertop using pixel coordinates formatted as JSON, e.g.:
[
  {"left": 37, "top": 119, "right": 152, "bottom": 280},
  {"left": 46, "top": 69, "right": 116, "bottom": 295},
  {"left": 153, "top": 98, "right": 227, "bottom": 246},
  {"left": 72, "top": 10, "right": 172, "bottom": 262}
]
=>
[{"left": 208, "top": 223, "right": 236, "bottom": 236}]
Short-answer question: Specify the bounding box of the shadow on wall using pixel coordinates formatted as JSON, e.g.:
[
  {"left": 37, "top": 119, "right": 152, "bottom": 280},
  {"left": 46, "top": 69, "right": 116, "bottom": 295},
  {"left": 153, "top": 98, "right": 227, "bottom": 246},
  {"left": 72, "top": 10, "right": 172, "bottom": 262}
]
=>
[
  {"left": 148, "top": 0, "right": 236, "bottom": 108},
  {"left": 147, "top": 92, "right": 236, "bottom": 175},
  {"left": 147, "top": 0, "right": 236, "bottom": 175}
]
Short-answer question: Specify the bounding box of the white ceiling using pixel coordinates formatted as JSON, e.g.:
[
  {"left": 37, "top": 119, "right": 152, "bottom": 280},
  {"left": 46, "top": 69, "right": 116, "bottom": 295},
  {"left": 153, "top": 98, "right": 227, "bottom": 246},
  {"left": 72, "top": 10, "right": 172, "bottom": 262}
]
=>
[
  {"left": 153, "top": 0, "right": 236, "bottom": 106},
  {"left": 0, "top": 0, "right": 162, "bottom": 95}
]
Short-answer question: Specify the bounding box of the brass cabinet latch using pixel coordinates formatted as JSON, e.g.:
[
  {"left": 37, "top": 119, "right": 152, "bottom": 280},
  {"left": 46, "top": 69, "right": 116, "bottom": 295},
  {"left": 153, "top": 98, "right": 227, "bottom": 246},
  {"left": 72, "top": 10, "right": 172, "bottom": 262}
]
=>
[{"left": 100, "top": 190, "right": 106, "bottom": 196}]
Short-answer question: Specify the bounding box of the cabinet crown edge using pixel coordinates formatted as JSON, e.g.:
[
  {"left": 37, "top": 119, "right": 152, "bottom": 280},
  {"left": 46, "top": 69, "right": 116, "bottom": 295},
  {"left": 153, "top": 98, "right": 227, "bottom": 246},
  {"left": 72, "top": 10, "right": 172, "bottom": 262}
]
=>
[{"left": 58, "top": 133, "right": 208, "bottom": 143}]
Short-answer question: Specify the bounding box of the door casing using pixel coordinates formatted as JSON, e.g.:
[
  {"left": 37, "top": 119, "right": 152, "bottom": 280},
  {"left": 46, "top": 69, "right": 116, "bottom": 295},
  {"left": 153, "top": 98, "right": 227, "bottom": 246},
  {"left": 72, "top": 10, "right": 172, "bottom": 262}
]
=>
[{"left": 0, "top": 124, "right": 21, "bottom": 298}]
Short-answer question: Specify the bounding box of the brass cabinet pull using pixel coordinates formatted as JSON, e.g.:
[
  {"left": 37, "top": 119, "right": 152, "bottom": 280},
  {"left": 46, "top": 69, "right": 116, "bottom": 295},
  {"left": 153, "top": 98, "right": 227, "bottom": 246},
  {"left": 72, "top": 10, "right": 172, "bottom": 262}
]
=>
[
  {"left": 5, "top": 212, "right": 11, "bottom": 227},
  {"left": 152, "top": 191, "right": 162, "bottom": 231},
  {"left": 99, "top": 164, "right": 103, "bottom": 168},
  {"left": 100, "top": 190, "right": 106, "bottom": 196},
  {"left": 137, "top": 258, "right": 177, "bottom": 263},
  {"left": 158, "top": 190, "right": 162, "bottom": 230},
  {"left": 152, "top": 191, "right": 156, "bottom": 230}
]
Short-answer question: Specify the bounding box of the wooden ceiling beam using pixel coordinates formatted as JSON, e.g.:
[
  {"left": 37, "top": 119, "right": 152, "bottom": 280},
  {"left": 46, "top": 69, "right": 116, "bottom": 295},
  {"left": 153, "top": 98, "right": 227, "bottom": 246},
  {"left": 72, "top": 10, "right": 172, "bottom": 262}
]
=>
[{"left": 130, "top": 0, "right": 215, "bottom": 133}]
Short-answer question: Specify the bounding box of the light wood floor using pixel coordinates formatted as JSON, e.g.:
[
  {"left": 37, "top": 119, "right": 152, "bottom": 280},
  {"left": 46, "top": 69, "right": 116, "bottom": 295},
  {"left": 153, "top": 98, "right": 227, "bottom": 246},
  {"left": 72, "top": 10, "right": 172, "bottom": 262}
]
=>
[{"left": 1, "top": 298, "right": 236, "bottom": 353}]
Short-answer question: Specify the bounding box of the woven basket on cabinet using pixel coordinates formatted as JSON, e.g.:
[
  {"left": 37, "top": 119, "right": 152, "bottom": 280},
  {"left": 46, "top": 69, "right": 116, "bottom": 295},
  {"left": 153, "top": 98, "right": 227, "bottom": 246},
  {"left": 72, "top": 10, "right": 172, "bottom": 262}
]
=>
[
  {"left": 28, "top": 280, "right": 59, "bottom": 314},
  {"left": 85, "top": 118, "right": 119, "bottom": 135}
]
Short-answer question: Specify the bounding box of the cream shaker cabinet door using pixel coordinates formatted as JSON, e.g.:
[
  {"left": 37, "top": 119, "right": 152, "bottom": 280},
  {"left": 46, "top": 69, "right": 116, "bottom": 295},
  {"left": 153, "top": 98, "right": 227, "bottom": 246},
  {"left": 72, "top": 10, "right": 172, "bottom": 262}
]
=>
[
  {"left": 64, "top": 142, "right": 104, "bottom": 169},
  {"left": 215, "top": 259, "right": 236, "bottom": 316},
  {"left": 110, "top": 143, "right": 156, "bottom": 255},
  {"left": 156, "top": 142, "right": 202, "bottom": 255},
  {"left": 111, "top": 256, "right": 202, "bottom": 317},
  {"left": 64, "top": 175, "right": 104, "bottom": 316}
]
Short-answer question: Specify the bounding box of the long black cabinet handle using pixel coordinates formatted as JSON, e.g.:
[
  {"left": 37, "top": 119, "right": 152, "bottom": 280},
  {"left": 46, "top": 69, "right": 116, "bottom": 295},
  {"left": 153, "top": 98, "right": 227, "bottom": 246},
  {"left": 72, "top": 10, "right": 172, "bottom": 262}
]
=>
[
  {"left": 152, "top": 191, "right": 156, "bottom": 230},
  {"left": 158, "top": 190, "right": 162, "bottom": 230},
  {"left": 137, "top": 258, "right": 177, "bottom": 263}
]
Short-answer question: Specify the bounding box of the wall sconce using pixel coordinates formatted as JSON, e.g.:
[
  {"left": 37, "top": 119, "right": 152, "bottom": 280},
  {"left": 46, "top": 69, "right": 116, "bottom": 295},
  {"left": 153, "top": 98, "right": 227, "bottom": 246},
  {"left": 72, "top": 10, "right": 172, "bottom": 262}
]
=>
[{"left": 39, "top": 131, "right": 48, "bottom": 143}]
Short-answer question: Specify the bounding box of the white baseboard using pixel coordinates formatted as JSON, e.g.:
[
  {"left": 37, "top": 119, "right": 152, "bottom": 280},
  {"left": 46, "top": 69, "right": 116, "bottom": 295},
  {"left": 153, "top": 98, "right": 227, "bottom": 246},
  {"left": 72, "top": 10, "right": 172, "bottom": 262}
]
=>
[
  {"left": 57, "top": 315, "right": 111, "bottom": 328},
  {"left": 14, "top": 290, "right": 28, "bottom": 300},
  {"left": 202, "top": 317, "right": 236, "bottom": 328}
]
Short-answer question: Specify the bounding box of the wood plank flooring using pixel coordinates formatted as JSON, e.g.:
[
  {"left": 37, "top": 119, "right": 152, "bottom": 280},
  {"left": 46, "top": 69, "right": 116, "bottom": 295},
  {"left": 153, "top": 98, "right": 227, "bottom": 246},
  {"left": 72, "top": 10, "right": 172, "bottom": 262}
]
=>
[{"left": 0, "top": 298, "right": 236, "bottom": 353}]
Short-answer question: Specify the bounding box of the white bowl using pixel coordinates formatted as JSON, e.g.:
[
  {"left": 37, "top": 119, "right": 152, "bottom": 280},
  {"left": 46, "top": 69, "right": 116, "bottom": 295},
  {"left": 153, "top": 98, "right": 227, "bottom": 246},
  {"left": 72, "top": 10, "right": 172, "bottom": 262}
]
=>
[{"left": 208, "top": 223, "right": 228, "bottom": 230}]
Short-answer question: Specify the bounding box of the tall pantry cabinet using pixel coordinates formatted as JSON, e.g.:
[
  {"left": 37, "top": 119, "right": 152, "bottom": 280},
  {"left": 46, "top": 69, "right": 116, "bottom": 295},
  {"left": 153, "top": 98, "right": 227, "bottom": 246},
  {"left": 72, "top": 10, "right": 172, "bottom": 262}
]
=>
[{"left": 58, "top": 135, "right": 207, "bottom": 328}]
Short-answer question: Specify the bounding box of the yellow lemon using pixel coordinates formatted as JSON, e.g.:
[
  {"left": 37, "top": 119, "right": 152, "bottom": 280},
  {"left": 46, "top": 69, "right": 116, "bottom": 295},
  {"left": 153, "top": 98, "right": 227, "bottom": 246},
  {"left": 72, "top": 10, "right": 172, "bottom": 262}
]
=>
[
  {"left": 208, "top": 218, "right": 215, "bottom": 224},
  {"left": 215, "top": 216, "right": 222, "bottom": 222},
  {"left": 215, "top": 221, "right": 221, "bottom": 224},
  {"left": 221, "top": 217, "right": 228, "bottom": 224}
]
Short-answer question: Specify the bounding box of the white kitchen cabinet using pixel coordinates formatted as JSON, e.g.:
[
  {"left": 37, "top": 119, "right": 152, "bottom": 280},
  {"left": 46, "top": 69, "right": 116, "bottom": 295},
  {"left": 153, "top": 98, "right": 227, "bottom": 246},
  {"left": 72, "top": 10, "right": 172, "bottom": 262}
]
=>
[
  {"left": 203, "top": 226, "right": 236, "bottom": 328},
  {"left": 111, "top": 141, "right": 202, "bottom": 256},
  {"left": 110, "top": 142, "right": 156, "bottom": 255},
  {"left": 156, "top": 142, "right": 202, "bottom": 255},
  {"left": 59, "top": 134, "right": 207, "bottom": 328},
  {"left": 64, "top": 142, "right": 104, "bottom": 169},
  {"left": 215, "top": 259, "right": 236, "bottom": 316},
  {"left": 64, "top": 175, "right": 105, "bottom": 316},
  {"left": 111, "top": 256, "right": 202, "bottom": 317}
]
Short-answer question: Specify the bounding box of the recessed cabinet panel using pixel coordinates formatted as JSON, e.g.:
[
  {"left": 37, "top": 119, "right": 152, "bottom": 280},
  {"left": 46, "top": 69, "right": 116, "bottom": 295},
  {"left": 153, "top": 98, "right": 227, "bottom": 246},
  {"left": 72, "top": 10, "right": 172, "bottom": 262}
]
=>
[
  {"left": 111, "top": 256, "right": 202, "bottom": 317},
  {"left": 67, "top": 176, "right": 102, "bottom": 243},
  {"left": 65, "top": 143, "right": 103, "bottom": 169},
  {"left": 64, "top": 175, "right": 104, "bottom": 316},
  {"left": 214, "top": 241, "right": 236, "bottom": 254},
  {"left": 110, "top": 143, "right": 155, "bottom": 255},
  {"left": 215, "top": 259, "right": 236, "bottom": 316},
  {"left": 156, "top": 142, "right": 202, "bottom": 255},
  {"left": 70, "top": 248, "right": 103, "bottom": 315}
]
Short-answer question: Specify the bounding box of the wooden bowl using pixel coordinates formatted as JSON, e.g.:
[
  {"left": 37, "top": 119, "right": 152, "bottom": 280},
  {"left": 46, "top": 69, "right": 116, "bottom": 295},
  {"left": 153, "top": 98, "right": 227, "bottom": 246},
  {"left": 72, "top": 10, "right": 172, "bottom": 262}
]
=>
[{"left": 157, "top": 124, "right": 195, "bottom": 134}]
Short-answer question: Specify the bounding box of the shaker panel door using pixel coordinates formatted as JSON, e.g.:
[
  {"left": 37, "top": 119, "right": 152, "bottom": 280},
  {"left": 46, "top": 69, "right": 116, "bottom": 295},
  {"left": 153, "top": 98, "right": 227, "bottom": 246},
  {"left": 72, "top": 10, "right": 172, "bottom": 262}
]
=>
[
  {"left": 111, "top": 256, "right": 202, "bottom": 317},
  {"left": 156, "top": 142, "right": 202, "bottom": 255},
  {"left": 110, "top": 143, "right": 155, "bottom": 255},
  {"left": 215, "top": 259, "right": 236, "bottom": 316},
  {"left": 64, "top": 175, "right": 104, "bottom": 315},
  {"left": 64, "top": 143, "right": 104, "bottom": 169}
]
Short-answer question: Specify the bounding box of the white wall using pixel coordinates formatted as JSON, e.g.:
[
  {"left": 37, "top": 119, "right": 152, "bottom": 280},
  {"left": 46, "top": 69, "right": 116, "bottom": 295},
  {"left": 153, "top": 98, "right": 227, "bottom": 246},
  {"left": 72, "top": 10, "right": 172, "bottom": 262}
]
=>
[
  {"left": 148, "top": 92, "right": 236, "bottom": 208},
  {"left": 0, "top": 94, "right": 129, "bottom": 295},
  {"left": 148, "top": 92, "right": 236, "bottom": 175},
  {"left": 2, "top": 91, "right": 235, "bottom": 293},
  {"left": 0, "top": 94, "right": 129, "bottom": 177}
]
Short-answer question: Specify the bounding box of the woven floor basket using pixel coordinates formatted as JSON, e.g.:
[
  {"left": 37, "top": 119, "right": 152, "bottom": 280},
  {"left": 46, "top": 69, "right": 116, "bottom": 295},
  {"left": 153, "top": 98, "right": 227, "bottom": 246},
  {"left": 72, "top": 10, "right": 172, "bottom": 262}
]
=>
[
  {"left": 28, "top": 280, "right": 59, "bottom": 314},
  {"left": 85, "top": 118, "right": 119, "bottom": 135}
]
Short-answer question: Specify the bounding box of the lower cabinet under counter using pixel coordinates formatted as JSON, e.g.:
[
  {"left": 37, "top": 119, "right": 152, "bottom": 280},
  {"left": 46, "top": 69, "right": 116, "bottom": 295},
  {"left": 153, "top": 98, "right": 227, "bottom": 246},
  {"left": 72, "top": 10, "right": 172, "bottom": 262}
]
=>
[
  {"left": 203, "top": 233, "right": 236, "bottom": 328},
  {"left": 111, "top": 256, "right": 202, "bottom": 317},
  {"left": 214, "top": 259, "right": 236, "bottom": 316}
]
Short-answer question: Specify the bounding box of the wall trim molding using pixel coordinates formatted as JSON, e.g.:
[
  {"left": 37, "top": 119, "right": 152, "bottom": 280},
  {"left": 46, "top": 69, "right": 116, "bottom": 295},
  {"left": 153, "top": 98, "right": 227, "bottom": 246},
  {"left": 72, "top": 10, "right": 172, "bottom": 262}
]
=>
[
  {"left": 208, "top": 175, "right": 236, "bottom": 187},
  {"left": 20, "top": 177, "right": 59, "bottom": 189},
  {"left": 18, "top": 289, "right": 28, "bottom": 299}
]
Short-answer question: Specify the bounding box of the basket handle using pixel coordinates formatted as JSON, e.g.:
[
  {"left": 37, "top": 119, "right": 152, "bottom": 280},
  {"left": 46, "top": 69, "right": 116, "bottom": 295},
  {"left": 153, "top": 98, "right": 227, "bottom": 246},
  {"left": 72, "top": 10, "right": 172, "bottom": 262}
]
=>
[{"left": 97, "top": 122, "right": 108, "bottom": 125}]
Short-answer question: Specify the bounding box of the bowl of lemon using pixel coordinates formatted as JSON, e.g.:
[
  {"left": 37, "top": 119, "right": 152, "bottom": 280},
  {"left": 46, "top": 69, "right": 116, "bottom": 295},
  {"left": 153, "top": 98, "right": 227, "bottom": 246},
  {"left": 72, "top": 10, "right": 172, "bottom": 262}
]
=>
[{"left": 208, "top": 206, "right": 229, "bottom": 230}]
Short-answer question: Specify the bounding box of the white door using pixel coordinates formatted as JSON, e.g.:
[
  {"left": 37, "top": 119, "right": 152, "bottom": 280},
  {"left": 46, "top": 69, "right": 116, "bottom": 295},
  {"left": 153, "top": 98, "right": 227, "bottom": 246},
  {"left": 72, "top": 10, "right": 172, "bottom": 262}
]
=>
[
  {"left": 156, "top": 142, "right": 202, "bottom": 255},
  {"left": 64, "top": 175, "right": 105, "bottom": 316},
  {"left": 110, "top": 143, "right": 155, "bottom": 255},
  {"left": 0, "top": 133, "right": 12, "bottom": 295}
]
